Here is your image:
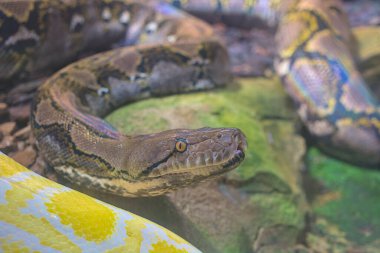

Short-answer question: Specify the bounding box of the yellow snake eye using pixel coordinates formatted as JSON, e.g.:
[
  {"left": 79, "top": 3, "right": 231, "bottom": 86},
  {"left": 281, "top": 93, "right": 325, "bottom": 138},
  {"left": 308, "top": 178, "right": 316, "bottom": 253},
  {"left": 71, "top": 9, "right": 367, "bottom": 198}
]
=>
[{"left": 175, "top": 139, "right": 187, "bottom": 153}]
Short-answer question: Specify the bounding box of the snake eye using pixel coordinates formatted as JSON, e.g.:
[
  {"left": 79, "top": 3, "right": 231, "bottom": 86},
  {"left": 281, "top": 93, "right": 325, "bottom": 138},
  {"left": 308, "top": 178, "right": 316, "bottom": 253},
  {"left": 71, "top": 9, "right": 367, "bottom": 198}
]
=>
[{"left": 175, "top": 139, "right": 187, "bottom": 153}]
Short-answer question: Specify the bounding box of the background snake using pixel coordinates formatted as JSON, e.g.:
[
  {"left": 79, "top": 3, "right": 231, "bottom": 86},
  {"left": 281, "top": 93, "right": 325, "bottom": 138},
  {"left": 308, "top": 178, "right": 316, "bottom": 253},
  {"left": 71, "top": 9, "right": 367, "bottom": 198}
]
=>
[
  {"left": 172, "top": 0, "right": 380, "bottom": 167},
  {"left": 0, "top": 0, "right": 379, "bottom": 252}
]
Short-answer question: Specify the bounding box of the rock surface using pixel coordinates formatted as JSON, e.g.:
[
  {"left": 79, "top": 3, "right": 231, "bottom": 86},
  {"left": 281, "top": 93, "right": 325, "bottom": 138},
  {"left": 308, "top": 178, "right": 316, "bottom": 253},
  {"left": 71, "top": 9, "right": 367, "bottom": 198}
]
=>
[
  {"left": 106, "top": 78, "right": 308, "bottom": 253},
  {"left": 306, "top": 149, "right": 380, "bottom": 253}
]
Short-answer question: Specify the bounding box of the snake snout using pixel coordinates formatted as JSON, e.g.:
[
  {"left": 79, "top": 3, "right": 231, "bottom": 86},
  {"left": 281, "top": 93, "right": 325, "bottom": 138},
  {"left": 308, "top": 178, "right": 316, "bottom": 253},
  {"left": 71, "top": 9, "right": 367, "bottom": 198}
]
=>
[
  {"left": 215, "top": 128, "right": 247, "bottom": 171},
  {"left": 223, "top": 128, "right": 247, "bottom": 158},
  {"left": 234, "top": 129, "right": 248, "bottom": 154}
]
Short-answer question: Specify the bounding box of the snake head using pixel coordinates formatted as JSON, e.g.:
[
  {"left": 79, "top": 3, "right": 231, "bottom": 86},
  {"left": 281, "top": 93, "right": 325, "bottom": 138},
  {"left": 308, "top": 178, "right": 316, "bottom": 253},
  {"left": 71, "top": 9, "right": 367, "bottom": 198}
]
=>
[{"left": 120, "top": 127, "right": 247, "bottom": 196}]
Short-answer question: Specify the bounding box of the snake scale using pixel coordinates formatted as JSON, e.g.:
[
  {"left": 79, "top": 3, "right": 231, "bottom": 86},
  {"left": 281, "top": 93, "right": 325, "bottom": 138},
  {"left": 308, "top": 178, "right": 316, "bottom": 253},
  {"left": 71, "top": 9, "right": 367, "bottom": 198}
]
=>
[
  {"left": 174, "top": 0, "right": 380, "bottom": 166},
  {"left": 0, "top": 0, "right": 379, "bottom": 252},
  {"left": 0, "top": 152, "right": 201, "bottom": 252}
]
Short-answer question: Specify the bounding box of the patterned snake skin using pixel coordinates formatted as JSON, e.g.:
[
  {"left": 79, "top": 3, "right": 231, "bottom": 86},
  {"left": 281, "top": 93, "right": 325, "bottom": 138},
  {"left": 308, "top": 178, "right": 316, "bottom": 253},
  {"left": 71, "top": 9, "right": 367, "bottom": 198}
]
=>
[
  {"left": 0, "top": 0, "right": 379, "bottom": 252},
  {"left": 171, "top": 0, "right": 380, "bottom": 167},
  {"left": 0, "top": 1, "right": 247, "bottom": 251},
  {"left": 0, "top": 152, "right": 201, "bottom": 252},
  {"left": 5, "top": 0, "right": 247, "bottom": 197}
]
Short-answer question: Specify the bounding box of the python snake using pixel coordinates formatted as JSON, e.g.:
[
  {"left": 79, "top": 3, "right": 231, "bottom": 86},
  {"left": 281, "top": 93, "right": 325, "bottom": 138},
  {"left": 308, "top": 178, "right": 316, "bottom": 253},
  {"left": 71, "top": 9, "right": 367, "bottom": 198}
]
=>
[
  {"left": 0, "top": 152, "right": 202, "bottom": 252},
  {"left": 0, "top": 0, "right": 379, "bottom": 252},
  {"left": 172, "top": 0, "right": 380, "bottom": 167}
]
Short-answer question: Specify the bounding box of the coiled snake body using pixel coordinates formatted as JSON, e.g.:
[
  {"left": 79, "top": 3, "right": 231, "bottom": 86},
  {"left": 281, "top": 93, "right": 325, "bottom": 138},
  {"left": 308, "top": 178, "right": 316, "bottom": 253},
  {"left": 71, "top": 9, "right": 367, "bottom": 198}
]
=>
[
  {"left": 4, "top": 0, "right": 247, "bottom": 197},
  {"left": 173, "top": 0, "right": 380, "bottom": 166},
  {"left": 0, "top": 0, "right": 379, "bottom": 252}
]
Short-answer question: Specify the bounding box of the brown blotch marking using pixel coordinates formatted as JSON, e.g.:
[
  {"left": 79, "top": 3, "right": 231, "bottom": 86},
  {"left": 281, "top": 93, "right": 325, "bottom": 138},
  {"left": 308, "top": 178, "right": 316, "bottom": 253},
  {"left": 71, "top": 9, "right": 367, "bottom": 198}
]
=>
[
  {"left": 69, "top": 122, "right": 125, "bottom": 170},
  {"left": 0, "top": 1, "right": 35, "bottom": 23},
  {"left": 113, "top": 49, "right": 142, "bottom": 74},
  {"left": 64, "top": 68, "right": 99, "bottom": 91},
  {"left": 35, "top": 98, "right": 69, "bottom": 126},
  {"left": 166, "top": 18, "right": 214, "bottom": 41},
  {"left": 77, "top": 49, "right": 122, "bottom": 72},
  {"left": 276, "top": 17, "right": 307, "bottom": 56},
  {"left": 169, "top": 42, "right": 200, "bottom": 59},
  {"left": 137, "top": 46, "right": 190, "bottom": 73}
]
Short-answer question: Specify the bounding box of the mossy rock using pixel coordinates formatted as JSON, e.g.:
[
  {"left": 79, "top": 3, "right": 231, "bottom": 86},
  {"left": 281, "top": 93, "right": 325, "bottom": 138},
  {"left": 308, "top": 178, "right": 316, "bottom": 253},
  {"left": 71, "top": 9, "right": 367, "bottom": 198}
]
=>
[
  {"left": 306, "top": 148, "right": 380, "bottom": 251},
  {"left": 106, "top": 77, "right": 307, "bottom": 253},
  {"left": 107, "top": 78, "right": 304, "bottom": 195}
]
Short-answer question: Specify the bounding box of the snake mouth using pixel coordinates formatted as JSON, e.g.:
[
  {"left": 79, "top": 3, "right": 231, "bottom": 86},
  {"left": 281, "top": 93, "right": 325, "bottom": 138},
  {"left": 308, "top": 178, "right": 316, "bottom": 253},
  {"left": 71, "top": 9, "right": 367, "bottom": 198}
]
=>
[
  {"left": 220, "top": 135, "right": 247, "bottom": 172},
  {"left": 223, "top": 148, "right": 245, "bottom": 170}
]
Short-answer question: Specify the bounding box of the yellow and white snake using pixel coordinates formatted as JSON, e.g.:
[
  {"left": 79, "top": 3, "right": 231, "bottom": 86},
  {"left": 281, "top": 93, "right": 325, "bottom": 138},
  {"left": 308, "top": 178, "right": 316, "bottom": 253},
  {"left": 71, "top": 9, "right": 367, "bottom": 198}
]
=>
[
  {"left": 0, "top": 0, "right": 379, "bottom": 252},
  {"left": 0, "top": 152, "right": 201, "bottom": 252}
]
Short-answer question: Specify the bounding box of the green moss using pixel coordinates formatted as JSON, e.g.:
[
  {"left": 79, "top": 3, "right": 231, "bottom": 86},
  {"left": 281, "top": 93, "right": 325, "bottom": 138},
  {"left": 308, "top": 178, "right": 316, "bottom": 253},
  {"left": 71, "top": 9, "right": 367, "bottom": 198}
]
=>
[
  {"left": 106, "top": 78, "right": 303, "bottom": 189},
  {"left": 250, "top": 193, "right": 304, "bottom": 227},
  {"left": 308, "top": 148, "right": 380, "bottom": 245}
]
